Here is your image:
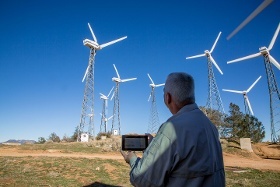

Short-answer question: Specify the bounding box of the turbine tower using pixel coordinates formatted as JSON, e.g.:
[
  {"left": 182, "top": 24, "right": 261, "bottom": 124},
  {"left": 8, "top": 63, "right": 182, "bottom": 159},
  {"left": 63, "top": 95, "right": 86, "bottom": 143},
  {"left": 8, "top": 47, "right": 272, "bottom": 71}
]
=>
[
  {"left": 227, "top": 23, "right": 280, "bottom": 143},
  {"left": 99, "top": 87, "right": 114, "bottom": 133},
  {"left": 186, "top": 31, "right": 225, "bottom": 116},
  {"left": 100, "top": 114, "right": 114, "bottom": 133},
  {"left": 223, "top": 76, "right": 262, "bottom": 116},
  {"left": 77, "top": 23, "right": 127, "bottom": 142},
  {"left": 111, "top": 64, "right": 137, "bottom": 135},
  {"left": 147, "top": 73, "right": 165, "bottom": 134}
]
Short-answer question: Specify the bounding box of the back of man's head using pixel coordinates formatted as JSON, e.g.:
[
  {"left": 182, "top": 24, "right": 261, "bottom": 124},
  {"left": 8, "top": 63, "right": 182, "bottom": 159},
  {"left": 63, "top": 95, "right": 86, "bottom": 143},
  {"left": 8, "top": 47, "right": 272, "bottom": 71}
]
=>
[{"left": 164, "top": 72, "right": 195, "bottom": 107}]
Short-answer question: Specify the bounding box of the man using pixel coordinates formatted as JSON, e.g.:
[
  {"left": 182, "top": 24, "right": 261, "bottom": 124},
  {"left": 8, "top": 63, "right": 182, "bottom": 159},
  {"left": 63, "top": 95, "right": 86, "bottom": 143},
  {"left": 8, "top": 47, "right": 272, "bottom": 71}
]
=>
[{"left": 121, "top": 72, "right": 225, "bottom": 187}]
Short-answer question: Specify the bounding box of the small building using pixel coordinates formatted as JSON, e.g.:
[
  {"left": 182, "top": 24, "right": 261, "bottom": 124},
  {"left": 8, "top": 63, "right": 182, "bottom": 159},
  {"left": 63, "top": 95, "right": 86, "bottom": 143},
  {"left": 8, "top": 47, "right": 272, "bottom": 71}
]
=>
[
  {"left": 81, "top": 133, "right": 89, "bottom": 142},
  {"left": 112, "top": 129, "right": 118, "bottom": 136}
]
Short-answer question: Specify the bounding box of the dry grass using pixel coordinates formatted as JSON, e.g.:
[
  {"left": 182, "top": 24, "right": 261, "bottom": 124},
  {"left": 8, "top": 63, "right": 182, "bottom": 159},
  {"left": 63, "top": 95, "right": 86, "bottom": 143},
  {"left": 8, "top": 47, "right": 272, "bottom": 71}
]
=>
[{"left": 1, "top": 141, "right": 280, "bottom": 186}]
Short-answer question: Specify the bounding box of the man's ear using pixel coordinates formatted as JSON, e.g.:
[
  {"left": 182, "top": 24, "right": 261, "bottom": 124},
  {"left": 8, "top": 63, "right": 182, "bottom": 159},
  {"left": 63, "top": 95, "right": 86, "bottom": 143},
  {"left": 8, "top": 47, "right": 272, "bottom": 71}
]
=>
[{"left": 165, "top": 92, "right": 172, "bottom": 105}]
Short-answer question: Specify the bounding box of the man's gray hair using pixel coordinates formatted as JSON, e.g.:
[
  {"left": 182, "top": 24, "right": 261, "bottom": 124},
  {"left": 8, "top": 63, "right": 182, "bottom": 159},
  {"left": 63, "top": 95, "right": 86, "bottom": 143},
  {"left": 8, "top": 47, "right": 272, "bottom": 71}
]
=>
[{"left": 164, "top": 72, "right": 195, "bottom": 106}]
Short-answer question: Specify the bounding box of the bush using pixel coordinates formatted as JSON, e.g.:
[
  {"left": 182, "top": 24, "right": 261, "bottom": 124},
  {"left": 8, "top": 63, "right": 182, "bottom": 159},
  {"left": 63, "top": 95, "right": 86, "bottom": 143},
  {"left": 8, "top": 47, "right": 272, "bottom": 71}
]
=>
[{"left": 96, "top": 132, "right": 112, "bottom": 140}]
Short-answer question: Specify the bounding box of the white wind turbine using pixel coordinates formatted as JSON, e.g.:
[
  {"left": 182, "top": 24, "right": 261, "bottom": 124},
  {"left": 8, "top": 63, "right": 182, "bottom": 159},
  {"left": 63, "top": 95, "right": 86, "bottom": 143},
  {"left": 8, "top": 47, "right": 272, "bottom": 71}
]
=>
[
  {"left": 147, "top": 73, "right": 164, "bottom": 134},
  {"left": 227, "top": 23, "right": 280, "bottom": 70},
  {"left": 148, "top": 73, "right": 165, "bottom": 102},
  {"left": 77, "top": 22, "right": 127, "bottom": 142},
  {"left": 227, "top": 22, "right": 280, "bottom": 143},
  {"left": 223, "top": 76, "right": 262, "bottom": 116},
  {"left": 186, "top": 31, "right": 223, "bottom": 75},
  {"left": 82, "top": 23, "right": 127, "bottom": 82},
  {"left": 186, "top": 31, "right": 225, "bottom": 115},
  {"left": 100, "top": 113, "right": 114, "bottom": 133},
  {"left": 111, "top": 64, "right": 137, "bottom": 135},
  {"left": 227, "top": 0, "right": 274, "bottom": 40},
  {"left": 99, "top": 87, "right": 114, "bottom": 132}
]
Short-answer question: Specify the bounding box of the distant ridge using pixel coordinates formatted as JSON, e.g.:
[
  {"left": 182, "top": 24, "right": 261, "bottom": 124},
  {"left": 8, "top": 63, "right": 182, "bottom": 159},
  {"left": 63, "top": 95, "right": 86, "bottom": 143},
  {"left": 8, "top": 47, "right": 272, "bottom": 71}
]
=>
[{"left": 1, "top": 139, "right": 36, "bottom": 145}]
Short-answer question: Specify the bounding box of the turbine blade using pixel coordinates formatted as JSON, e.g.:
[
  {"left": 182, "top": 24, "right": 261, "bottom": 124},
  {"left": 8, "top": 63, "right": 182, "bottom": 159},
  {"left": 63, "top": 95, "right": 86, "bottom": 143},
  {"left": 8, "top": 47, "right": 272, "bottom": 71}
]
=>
[
  {"left": 99, "top": 36, "right": 127, "bottom": 49},
  {"left": 210, "top": 31, "right": 222, "bottom": 53},
  {"left": 227, "top": 0, "right": 274, "bottom": 40},
  {"left": 268, "top": 22, "right": 280, "bottom": 50},
  {"left": 209, "top": 55, "right": 223, "bottom": 75},
  {"left": 269, "top": 55, "right": 280, "bottom": 70},
  {"left": 82, "top": 65, "right": 90, "bottom": 82},
  {"left": 245, "top": 96, "right": 254, "bottom": 116},
  {"left": 108, "top": 86, "right": 114, "bottom": 97},
  {"left": 222, "top": 89, "right": 243, "bottom": 94},
  {"left": 108, "top": 115, "right": 114, "bottom": 120},
  {"left": 121, "top": 78, "right": 137, "bottom": 82},
  {"left": 88, "top": 23, "right": 97, "bottom": 43},
  {"left": 113, "top": 64, "right": 120, "bottom": 78},
  {"left": 147, "top": 73, "right": 155, "bottom": 85},
  {"left": 110, "top": 90, "right": 115, "bottom": 101},
  {"left": 148, "top": 93, "right": 151, "bottom": 102},
  {"left": 227, "top": 53, "right": 261, "bottom": 64},
  {"left": 247, "top": 76, "right": 262, "bottom": 92},
  {"left": 155, "top": 83, "right": 165, "bottom": 87},
  {"left": 100, "top": 93, "right": 106, "bottom": 97},
  {"left": 186, "top": 53, "right": 205, "bottom": 59}
]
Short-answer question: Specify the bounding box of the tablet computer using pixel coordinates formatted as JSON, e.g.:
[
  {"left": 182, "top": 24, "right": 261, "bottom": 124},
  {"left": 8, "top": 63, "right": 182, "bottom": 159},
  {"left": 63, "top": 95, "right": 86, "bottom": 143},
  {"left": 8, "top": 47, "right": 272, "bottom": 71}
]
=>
[{"left": 122, "top": 135, "right": 149, "bottom": 151}]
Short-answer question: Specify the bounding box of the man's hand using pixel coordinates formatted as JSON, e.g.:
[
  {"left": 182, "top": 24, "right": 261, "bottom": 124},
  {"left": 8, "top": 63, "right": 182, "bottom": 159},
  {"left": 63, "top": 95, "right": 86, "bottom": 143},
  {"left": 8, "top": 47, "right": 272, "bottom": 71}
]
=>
[{"left": 120, "top": 150, "right": 137, "bottom": 164}]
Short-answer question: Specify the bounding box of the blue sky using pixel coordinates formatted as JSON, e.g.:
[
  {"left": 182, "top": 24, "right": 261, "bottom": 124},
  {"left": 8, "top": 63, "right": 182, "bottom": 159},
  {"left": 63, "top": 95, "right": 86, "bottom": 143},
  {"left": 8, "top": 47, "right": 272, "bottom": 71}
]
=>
[{"left": 0, "top": 0, "right": 280, "bottom": 142}]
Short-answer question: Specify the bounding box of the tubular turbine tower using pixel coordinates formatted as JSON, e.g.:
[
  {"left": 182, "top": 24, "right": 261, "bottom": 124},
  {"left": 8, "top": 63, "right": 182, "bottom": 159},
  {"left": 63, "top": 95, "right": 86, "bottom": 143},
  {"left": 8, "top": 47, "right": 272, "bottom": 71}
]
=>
[
  {"left": 227, "top": 23, "right": 280, "bottom": 143},
  {"left": 99, "top": 87, "right": 114, "bottom": 133},
  {"left": 77, "top": 23, "right": 127, "bottom": 142}
]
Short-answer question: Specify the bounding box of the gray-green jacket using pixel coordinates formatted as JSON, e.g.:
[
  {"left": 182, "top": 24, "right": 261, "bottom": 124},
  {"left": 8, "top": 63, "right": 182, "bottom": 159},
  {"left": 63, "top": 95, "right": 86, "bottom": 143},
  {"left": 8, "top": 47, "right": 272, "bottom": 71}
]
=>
[{"left": 128, "top": 103, "right": 225, "bottom": 187}]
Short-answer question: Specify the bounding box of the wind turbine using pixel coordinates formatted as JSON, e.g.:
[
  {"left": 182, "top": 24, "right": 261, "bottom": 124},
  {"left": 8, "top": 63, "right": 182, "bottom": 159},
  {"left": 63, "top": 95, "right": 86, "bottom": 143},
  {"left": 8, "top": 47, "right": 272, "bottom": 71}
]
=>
[
  {"left": 100, "top": 113, "right": 114, "bottom": 133},
  {"left": 227, "top": 22, "right": 280, "bottom": 143},
  {"left": 99, "top": 87, "right": 114, "bottom": 133},
  {"left": 227, "top": 0, "right": 274, "bottom": 40},
  {"left": 223, "top": 76, "right": 262, "bottom": 116},
  {"left": 186, "top": 31, "right": 225, "bottom": 116},
  {"left": 111, "top": 64, "right": 137, "bottom": 135},
  {"left": 147, "top": 73, "right": 165, "bottom": 134},
  {"left": 77, "top": 22, "right": 127, "bottom": 142}
]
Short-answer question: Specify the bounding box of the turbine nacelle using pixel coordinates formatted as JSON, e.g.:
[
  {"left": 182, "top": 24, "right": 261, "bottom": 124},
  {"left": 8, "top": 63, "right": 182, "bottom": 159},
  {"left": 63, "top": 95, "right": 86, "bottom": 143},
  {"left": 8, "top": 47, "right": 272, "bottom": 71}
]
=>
[
  {"left": 100, "top": 94, "right": 108, "bottom": 100},
  {"left": 259, "top": 46, "right": 269, "bottom": 55},
  {"left": 204, "top": 50, "right": 210, "bottom": 54},
  {"left": 83, "top": 39, "right": 101, "bottom": 49},
  {"left": 112, "top": 77, "right": 121, "bottom": 83}
]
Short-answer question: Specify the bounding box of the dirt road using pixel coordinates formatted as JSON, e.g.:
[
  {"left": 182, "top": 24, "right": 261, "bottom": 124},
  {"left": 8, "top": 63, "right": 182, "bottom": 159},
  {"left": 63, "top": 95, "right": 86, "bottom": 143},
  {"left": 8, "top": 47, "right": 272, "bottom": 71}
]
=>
[{"left": 1, "top": 147, "right": 280, "bottom": 172}]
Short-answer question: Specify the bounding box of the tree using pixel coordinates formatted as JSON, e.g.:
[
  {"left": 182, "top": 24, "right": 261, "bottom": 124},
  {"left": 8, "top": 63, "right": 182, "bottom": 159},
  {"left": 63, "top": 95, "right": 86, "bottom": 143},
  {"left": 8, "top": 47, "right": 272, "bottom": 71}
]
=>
[
  {"left": 71, "top": 126, "right": 79, "bottom": 142},
  {"left": 225, "top": 103, "right": 265, "bottom": 142},
  {"left": 225, "top": 103, "right": 244, "bottom": 138},
  {"left": 37, "top": 137, "right": 46, "bottom": 144},
  {"left": 48, "top": 132, "right": 60, "bottom": 143},
  {"left": 199, "top": 106, "right": 230, "bottom": 138},
  {"left": 236, "top": 114, "right": 265, "bottom": 142}
]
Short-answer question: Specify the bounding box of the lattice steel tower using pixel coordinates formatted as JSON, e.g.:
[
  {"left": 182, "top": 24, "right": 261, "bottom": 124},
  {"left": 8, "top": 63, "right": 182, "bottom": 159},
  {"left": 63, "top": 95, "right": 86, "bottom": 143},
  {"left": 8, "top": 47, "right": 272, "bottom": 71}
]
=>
[
  {"left": 227, "top": 23, "right": 280, "bottom": 143},
  {"left": 186, "top": 31, "right": 225, "bottom": 115},
  {"left": 77, "top": 23, "right": 127, "bottom": 141},
  {"left": 147, "top": 73, "right": 165, "bottom": 134},
  {"left": 206, "top": 58, "right": 225, "bottom": 115},
  {"left": 111, "top": 64, "right": 137, "bottom": 135},
  {"left": 263, "top": 55, "right": 280, "bottom": 143}
]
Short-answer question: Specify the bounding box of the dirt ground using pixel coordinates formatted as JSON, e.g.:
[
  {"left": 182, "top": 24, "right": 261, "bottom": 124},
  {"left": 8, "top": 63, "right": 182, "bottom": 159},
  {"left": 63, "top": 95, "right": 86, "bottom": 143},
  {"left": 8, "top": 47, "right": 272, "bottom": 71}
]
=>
[{"left": 0, "top": 143, "right": 280, "bottom": 172}]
